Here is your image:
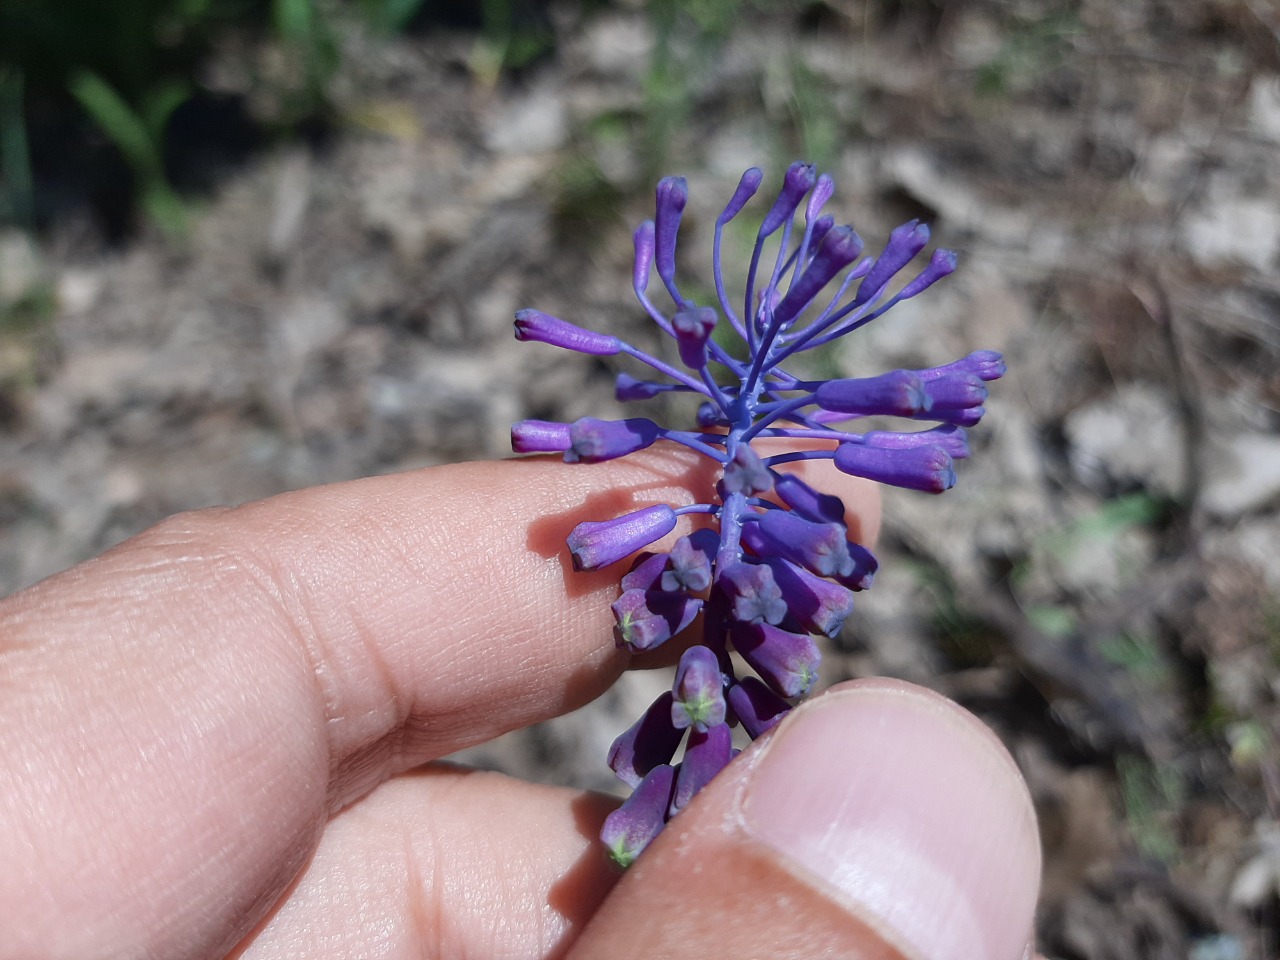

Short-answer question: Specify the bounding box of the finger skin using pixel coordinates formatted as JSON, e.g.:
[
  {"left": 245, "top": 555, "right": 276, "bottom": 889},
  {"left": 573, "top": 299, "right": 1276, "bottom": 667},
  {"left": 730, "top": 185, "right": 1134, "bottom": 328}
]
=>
[
  {"left": 229, "top": 766, "right": 619, "bottom": 960},
  {"left": 0, "top": 450, "right": 877, "bottom": 959}
]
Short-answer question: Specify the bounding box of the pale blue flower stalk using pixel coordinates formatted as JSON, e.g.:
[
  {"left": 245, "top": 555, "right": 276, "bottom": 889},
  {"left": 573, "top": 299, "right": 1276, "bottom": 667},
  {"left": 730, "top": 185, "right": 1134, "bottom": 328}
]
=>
[{"left": 512, "top": 163, "right": 1005, "bottom": 868}]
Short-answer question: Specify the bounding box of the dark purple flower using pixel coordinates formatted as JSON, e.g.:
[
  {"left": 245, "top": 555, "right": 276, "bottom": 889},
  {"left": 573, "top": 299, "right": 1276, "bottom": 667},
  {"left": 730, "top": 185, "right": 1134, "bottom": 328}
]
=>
[
  {"left": 600, "top": 763, "right": 676, "bottom": 868},
  {"left": 608, "top": 691, "right": 685, "bottom": 787},
  {"left": 731, "top": 622, "right": 822, "bottom": 698},
  {"left": 567, "top": 505, "right": 677, "bottom": 571},
  {"left": 671, "top": 644, "right": 726, "bottom": 731},
  {"left": 671, "top": 723, "right": 734, "bottom": 816},
  {"left": 512, "top": 163, "right": 1004, "bottom": 866}
]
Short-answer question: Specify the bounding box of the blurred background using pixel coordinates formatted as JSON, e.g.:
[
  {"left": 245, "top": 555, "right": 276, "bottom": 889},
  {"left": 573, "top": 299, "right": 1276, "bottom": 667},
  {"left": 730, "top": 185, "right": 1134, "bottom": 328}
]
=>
[{"left": 2, "top": 0, "right": 1279, "bottom": 955}]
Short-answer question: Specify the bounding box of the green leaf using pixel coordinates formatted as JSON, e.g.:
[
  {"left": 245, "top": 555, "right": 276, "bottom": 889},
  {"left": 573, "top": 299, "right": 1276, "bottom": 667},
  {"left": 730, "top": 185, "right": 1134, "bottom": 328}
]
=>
[{"left": 69, "top": 71, "right": 163, "bottom": 182}]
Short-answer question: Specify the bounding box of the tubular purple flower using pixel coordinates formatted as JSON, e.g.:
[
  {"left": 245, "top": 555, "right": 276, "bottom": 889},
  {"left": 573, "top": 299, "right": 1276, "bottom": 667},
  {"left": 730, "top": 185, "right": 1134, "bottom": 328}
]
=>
[
  {"left": 566, "top": 417, "right": 661, "bottom": 463},
  {"left": 717, "top": 561, "right": 786, "bottom": 625},
  {"left": 918, "top": 349, "right": 1007, "bottom": 382},
  {"left": 721, "top": 444, "right": 773, "bottom": 496},
  {"left": 662, "top": 531, "right": 716, "bottom": 593},
  {"left": 671, "top": 723, "right": 733, "bottom": 816},
  {"left": 654, "top": 177, "right": 688, "bottom": 298},
  {"left": 814, "top": 369, "right": 931, "bottom": 417},
  {"left": 510, "top": 419, "right": 571, "bottom": 454},
  {"left": 773, "top": 473, "right": 847, "bottom": 526},
  {"left": 833, "top": 540, "right": 878, "bottom": 591},
  {"left": 718, "top": 166, "right": 764, "bottom": 225},
  {"left": 621, "top": 551, "right": 670, "bottom": 592},
  {"left": 861, "top": 424, "right": 971, "bottom": 460},
  {"left": 514, "top": 309, "right": 621, "bottom": 355},
  {"left": 759, "top": 161, "right": 817, "bottom": 237},
  {"left": 763, "top": 557, "right": 855, "bottom": 638},
  {"left": 567, "top": 504, "right": 677, "bottom": 571},
  {"left": 601, "top": 763, "right": 675, "bottom": 868},
  {"left": 853, "top": 220, "right": 931, "bottom": 306},
  {"left": 754, "top": 509, "right": 854, "bottom": 578},
  {"left": 731, "top": 622, "right": 821, "bottom": 698},
  {"left": 608, "top": 691, "right": 684, "bottom": 787},
  {"left": 672, "top": 305, "right": 717, "bottom": 369},
  {"left": 672, "top": 644, "right": 726, "bottom": 731},
  {"left": 772, "top": 225, "right": 865, "bottom": 327},
  {"left": 804, "top": 173, "right": 835, "bottom": 222},
  {"left": 612, "top": 588, "right": 703, "bottom": 651},
  {"left": 633, "top": 220, "right": 655, "bottom": 294},
  {"left": 922, "top": 372, "right": 987, "bottom": 409},
  {"left": 834, "top": 442, "right": 957, "bottom": 493},
  {"left": 727, "top": 677, "right": 791, "bottom": 738},
  {"left": 615, "top": 372, "right": 676, "bottom": 402},
  {"left": 897, "top": 248, "right": 958, "bottom": 300}
]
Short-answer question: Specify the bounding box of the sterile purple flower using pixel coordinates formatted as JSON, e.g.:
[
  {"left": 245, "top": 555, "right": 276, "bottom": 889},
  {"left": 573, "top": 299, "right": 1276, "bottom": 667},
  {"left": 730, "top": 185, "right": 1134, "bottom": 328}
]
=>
[{"left": 511, "top": 163, "right": 1005, "bottom": 867}]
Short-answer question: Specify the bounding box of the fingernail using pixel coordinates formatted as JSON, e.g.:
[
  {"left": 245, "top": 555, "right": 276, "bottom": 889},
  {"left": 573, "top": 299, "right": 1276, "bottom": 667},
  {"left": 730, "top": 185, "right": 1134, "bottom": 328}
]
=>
[{"left": 742, "top": 680, "right": 1041, "bottom": 960}]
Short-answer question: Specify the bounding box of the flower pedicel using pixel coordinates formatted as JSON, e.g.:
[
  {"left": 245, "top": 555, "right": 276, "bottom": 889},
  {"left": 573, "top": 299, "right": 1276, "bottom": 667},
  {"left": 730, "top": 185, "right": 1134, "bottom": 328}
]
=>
[{"left": 512, "top": 163, "right": 1004, "bottom": 867}]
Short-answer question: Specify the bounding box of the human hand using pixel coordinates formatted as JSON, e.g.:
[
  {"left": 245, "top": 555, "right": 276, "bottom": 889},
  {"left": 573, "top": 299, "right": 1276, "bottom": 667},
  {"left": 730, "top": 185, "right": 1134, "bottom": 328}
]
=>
[{"left": 0, "top": 449, "right": 1040, "bottom": 959}]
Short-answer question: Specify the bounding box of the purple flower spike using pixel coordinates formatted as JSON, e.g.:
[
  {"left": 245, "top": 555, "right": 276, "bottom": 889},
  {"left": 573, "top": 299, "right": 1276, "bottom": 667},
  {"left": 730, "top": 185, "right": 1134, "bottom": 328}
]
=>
[
  {"left": 728, "top": 677, "right": 791, "bottom": 738},
  {"left": 717, "top": 561, "right": 786, "bottom": 625},
  {"left": 672, "top": 305, "right": 717, "bottom": 368},
  {"left": 731, "top": 622, "right": 821, "bottom": 698},
  {"left": 814, "top": 370, "right": 931, "bottom": 417},
  {"left": 662, "top": 531, "right": 715, "bottom": 593},
  {"left": 602, "top": 763, "right": 676, "bottom": 868},
  {"left": 566, "top": 417, "right": 661, "bottom": 463},
  {"left": 567, "top": 504, "right": 677, "bottom": 571},
  {"left": 672, "top": 644, "right": 727, "bottom": 731},
  {"left": 722, "top": 444, "right": 773, "bottom": 496},
  {"left": 512, "top": 163, "right": 1004, "bottom": 863},
  {"left": 834, "top": 442, "right": 957, "bottom": 493},
  {"left": 510, "top": 419, "right": 571, "bottom": 454},
  {"left": 754, "top": 509, "right": 854, "bottom": 579},
  {"left": 611, "top": 588, "right": 702, "bottom": 651},
  {"left": 608, "top": 691, "right": 684, "bottom": 787},
  {"left": 514, "top": 309, "right": 621, "bottom": 355},
  {"left": 671, "top": 723, "right": 734, "bottom": 815}
]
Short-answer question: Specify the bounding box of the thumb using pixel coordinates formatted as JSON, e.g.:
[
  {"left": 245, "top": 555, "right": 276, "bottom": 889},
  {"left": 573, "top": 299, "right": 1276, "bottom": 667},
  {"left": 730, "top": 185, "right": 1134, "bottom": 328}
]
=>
[{"left": 566, "top": 679, "right": 1040, "bottom": 960}]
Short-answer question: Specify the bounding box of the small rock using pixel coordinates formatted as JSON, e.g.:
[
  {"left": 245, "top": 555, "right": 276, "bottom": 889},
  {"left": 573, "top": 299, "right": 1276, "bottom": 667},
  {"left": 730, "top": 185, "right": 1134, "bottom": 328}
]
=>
[
  {"left": 1201, "top": 432, "right": 1280, "bottom": 519},
  {"left": 1064, "top": 383, "right": 1188, "bottom": 497},
  {"left": 484, "top": 83, "right": 568, "bottom": 155}
]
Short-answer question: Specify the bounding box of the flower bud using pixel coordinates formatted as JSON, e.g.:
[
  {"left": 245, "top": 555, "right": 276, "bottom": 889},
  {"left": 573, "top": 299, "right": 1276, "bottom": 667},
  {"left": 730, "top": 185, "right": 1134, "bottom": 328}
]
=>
[
  {"left": 671, "top": 723, "right": 733, "bottom": 815},
  {"left": 861, "top": 424, "right": 971, "bottom": 460},
  {"left": 717, "top": 562, "right": 786, "bottom": 625},
  {"left": 727, "top": 676, "right": 791, "bottom": 738},
  {"left": 662, "top": 530, "right": 716, "bottom": 593},
  {"left": 612, "top": 588, "right": 702, "bottom": 651},
  {"left": 722, "top": 444, "right": 773, "bottom": 496},
  {"left": 763, "top": 557, "right": 854, "bottom": 637},
  {"left": 814, "top": 369, "right": 931, "bottom": 416},
  {"left": 834, "top": 442, "right": 956, "bottom": 493},
  {"left": 731, "top": 621, "right": 821, "bottom": 698},
  {"left": 566, "top": 417, "right": 661, "bottom": 463},
  {"left": 567, "top": 505, "right": 678, "bottom": 571},
  {"left": 773, "top": 473, "right": 846, "bottom": 526},
  {"left": 601, "top": 763, "right": 675, "bottom": 868},
  {"left": 773, "top": 225, "right": 864, "bottom": 327},
  {"left": 654, "top": 176, "right": 688, "bottom": 292},
  {"left": 633, "top": 219, "right": 655, "bottom": 294},
  {"left": 514, "top": 309, "right": 620, "bottom": 355},
  {"left": 852, "top": 219, "right": 931, "bottom": 305},
  {"left": 718, "top": 167, "right": 764, "bottom": 224},
  {"left": 510, "top": 419, "right": 571, "bottom": 454},
  {"left": 672, "top": 644, "right": 727, "bottom": 731},
  {"left": 759, "top": 161, "right": 818, "bottom": 236},
  {"left": 897, "top": 248, "right": 957, "bottom": 300},
  {"left": 672, "top": 305, "right": 717, "bottom": 369},
  {"left": 608, "top": 691, "right": 684, "bottom": 787}
]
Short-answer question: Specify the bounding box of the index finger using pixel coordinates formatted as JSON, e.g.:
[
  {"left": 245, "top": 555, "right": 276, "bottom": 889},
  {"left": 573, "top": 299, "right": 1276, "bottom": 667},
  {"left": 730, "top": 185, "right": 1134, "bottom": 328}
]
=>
[{"left": 0, "top": 449, "right": 879, "bottom": 959}]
